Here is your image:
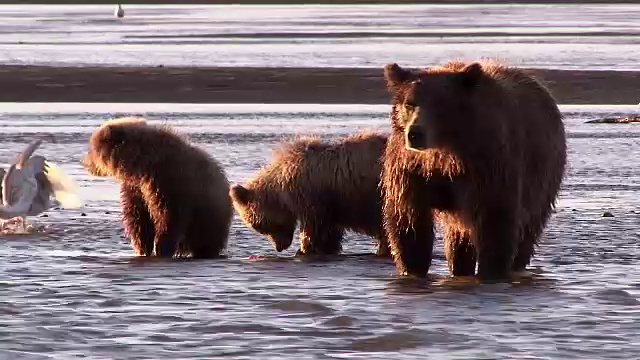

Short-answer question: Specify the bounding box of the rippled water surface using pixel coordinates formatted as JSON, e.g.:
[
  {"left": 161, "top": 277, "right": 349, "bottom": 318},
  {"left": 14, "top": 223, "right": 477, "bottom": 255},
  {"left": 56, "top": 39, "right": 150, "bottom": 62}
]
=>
[
  {"left": 0, "top": 103, "right": 639, "bottom": 359},
  {"left": 0, "top": 4, "right": 638, "bottom": 69}
]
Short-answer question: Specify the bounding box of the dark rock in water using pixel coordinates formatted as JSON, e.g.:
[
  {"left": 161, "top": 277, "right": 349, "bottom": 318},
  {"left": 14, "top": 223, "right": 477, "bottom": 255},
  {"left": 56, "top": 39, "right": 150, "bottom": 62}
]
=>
[
  {"left": 602, "top": 211, "right": 614, "bottom": 217},
  {"left": 80, "top": 212, "right": 87, "bottom": 217},
  {"left": 105, "top": 211, "right": 111, "bottom": 215},
  {"left": 585, "top": 115, "right": 640, "bottom": 124}
]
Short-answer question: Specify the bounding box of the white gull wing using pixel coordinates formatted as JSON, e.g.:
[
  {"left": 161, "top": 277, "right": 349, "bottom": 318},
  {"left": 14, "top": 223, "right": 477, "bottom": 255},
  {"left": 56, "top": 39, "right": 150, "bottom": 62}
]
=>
[
  {"left": 0, "top": 140, "right": 81, "bottom": 219},
  {"left": 23, "top": 155, "right": 54, "bottom": 215},
  {"left": 2, "top": 140, "right": 42, "bottom": 210},
  {"left": 2, "top": 140, "right": 42, "bottom": 208},
  {"left": 15, "top": 140, "right": 43, "bottom": 170},
  {"left": 0, "top": 165, "right": 38, "bottom": 219},
  {"left": 40, "top": 160, "right": 81, "bottom": 209}
]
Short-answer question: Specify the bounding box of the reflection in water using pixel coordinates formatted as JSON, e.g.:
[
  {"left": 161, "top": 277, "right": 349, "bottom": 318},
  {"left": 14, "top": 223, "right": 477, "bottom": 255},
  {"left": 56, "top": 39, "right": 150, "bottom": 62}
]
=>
[{"left": 0, "top": 104, "right": 639, "bottom": 358}]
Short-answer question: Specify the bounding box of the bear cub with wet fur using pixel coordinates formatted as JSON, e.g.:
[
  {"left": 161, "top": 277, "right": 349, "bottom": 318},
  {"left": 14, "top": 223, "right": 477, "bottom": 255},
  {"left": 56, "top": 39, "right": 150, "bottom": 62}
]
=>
[
  {"left": 230, "top": 131, "right": 390, "bottom": 256},
  {"left": 82, "top": 117, "right": 233, "bottom": 258},
  {"left": 381, "top": 60, "right": 566, "bottom": 279}
]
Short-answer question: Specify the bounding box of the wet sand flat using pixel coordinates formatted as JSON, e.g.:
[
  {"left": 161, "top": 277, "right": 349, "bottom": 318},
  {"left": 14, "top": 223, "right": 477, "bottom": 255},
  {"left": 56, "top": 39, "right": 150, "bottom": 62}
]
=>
[
  {"left": 0, "top": 65, "right": 638, "bottom": 105},
  {"left": 1, "top": 5, "right": 637, "bottom": 71}
]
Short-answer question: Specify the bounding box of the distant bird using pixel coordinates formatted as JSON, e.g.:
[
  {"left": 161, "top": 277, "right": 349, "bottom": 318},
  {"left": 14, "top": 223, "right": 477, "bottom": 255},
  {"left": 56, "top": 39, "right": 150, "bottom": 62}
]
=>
[
  {"left": 0, "top": 140, "right": 81, "bottom": 232},
  {"left": 115, "top": 4, "right": 124, "bottom": 18}
]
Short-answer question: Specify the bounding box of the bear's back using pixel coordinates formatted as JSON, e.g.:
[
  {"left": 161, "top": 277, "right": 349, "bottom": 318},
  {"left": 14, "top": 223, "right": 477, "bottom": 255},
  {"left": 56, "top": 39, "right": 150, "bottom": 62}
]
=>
[{"left": 279, "top": 131, "right": 387, "bottom": 235}]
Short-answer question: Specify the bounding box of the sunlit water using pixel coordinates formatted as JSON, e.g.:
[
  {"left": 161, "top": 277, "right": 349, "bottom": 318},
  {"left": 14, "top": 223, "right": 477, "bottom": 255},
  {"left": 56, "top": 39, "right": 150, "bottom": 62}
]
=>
[
  {"left": 0, "top": 4, "right": 638, "bottom": 69},
  {"left": 0, "top": 103, "right": 639, "bottom": 359}
]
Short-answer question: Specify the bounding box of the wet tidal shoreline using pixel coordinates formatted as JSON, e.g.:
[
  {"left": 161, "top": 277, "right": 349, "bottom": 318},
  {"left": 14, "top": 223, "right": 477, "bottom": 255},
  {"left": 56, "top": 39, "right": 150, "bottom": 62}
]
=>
[{"left": 0, "top": 65, "right": 638, "bottom": 105}]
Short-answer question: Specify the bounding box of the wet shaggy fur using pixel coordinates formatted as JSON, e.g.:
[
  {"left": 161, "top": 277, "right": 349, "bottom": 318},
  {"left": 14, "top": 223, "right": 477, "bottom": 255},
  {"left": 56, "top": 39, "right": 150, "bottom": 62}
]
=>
[
  {"left": 230, "top": 131, "right": 390, "bottom": 256},
  {"left": 381, "top": 60, "right": 567, "bottom": 279},
  {"left": 82, "top": 117, "right": 233, "bottom": 258}
]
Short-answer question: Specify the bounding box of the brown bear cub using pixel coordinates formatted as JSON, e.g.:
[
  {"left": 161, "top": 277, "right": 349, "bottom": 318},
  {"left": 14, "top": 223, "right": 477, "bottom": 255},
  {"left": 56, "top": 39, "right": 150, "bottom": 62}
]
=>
[
  {"left": 381, "top": 60, "right": 566, "bottom": 280},
  {"left": 82, "top": 117, "right": 233, "bottom": 258},
  {"left": 230, "top": 131, "right": 390, "bottom": 256}
]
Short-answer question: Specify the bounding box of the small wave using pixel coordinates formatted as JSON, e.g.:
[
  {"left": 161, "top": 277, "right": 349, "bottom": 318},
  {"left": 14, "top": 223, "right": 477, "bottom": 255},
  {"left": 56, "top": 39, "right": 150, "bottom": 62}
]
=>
[
  {"left": 347, "top": 328, "right": 470, "bottom": 352},
  {"left": 318, "top": 315, "right": 356, "bottom": 328},
  {"left": 265, "top": 299, "right": 334, "bottom": 316},
  {"left": 183, "top": 322, "right": 284, "bottom": 335},
  {"left": 0, "top": 351, "right": 52, "bottom": 360},
  {"left": 592, "top": 288, "right": 640, "bottom": 306},
  {"left": 0, "top": 302, "right": 21, "bottom": 316}
]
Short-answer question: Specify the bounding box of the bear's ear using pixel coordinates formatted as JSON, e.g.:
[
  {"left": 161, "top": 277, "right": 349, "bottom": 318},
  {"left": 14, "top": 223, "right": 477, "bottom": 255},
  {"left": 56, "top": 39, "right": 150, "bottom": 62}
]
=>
[
  {"left": 230, "top": 184, "right": 253, "bottom": 205},
  {"left": 384, "top": 63, "right": 416, "bottom": 92},
  {"left": 456, "top": 62, "right": 484, "bottom": 89}
]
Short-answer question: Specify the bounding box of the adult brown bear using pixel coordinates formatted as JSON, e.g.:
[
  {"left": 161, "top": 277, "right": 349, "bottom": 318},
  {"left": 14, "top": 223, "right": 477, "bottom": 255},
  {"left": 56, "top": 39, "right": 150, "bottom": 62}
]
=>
[
  {"left": 82, "top": 117, "right": 233, "bottom": 258},
  {"left": 230, "top": 131, "right": 389, "bottom": 256},
  {"left": 381, "top": 60, "right": 566, "bottom": 280}
]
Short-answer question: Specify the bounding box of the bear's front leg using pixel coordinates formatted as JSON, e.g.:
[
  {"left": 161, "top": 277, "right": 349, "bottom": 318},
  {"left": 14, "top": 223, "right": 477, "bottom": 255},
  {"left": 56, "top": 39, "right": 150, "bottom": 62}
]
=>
[
  {"left": 385, "top": 210, "right": 435, "bottom": 277},
  {"left": 443, "top": 227, "right": 476, "bottom": 276},
  {"left": 475, "top": 204, "right": 518, "bottom": 281},
  {"left": 298, "top": 219, "right": 345, "bottom": 256},
  {"left": 120, "top": 183, "right": 155, "bottom": 256},
  {"left": 381, "top": 163, "right": 436, "bottom": 277}
]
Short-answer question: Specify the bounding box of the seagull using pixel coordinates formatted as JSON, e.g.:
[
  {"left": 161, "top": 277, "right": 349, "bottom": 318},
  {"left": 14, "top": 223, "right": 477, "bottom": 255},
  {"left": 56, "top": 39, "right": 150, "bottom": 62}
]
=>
[
  {"left": 115, "top": 4, "right": 124, "bottom": 18},
  {"left": 0, "top": 140, "right": 81, "bottom": 233}
]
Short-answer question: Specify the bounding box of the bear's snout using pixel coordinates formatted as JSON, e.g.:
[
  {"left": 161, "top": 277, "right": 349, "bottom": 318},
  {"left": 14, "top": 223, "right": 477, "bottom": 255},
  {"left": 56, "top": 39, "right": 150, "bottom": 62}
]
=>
[
  {"left": 270, "top": 233, "right": 293, "bottom": 252},
  {"left": 81, "top": 153, "right": 108, "bottom": 177},
  {"left": 405, "top": 125, "right": 428, "bottom": 151}
]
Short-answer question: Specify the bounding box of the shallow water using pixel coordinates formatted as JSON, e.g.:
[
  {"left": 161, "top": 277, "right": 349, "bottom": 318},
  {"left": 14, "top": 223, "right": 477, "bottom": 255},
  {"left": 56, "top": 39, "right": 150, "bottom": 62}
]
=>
[
  {"left": 0, "top": 103, "right": 639, "bottom": 359},
  {"left": 0, "top": 4, "right": 638, "bottom": 69}
]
